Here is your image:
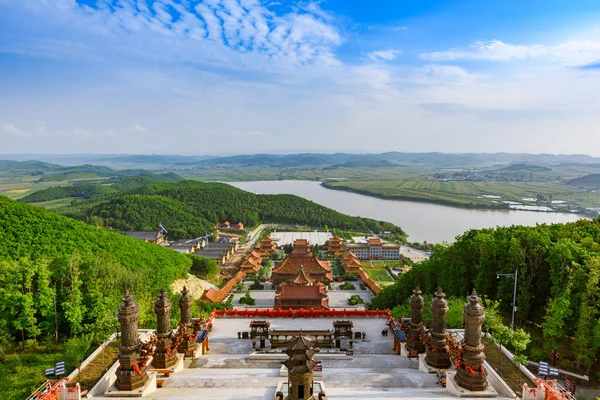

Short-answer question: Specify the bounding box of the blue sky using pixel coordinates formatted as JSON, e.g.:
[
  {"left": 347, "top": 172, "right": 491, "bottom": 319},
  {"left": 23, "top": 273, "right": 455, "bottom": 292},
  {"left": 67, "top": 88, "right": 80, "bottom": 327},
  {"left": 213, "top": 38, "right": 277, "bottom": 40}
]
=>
[{"left": 2, "top": 0, "right": 600, "bottom": 155}]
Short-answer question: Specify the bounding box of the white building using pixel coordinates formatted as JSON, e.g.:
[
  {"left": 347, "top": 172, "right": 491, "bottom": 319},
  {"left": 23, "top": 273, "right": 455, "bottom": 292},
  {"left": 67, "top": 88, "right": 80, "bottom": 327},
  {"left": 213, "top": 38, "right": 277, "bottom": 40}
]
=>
[{"left": 344, "top": 237, "right": 400, "bottom": 260}]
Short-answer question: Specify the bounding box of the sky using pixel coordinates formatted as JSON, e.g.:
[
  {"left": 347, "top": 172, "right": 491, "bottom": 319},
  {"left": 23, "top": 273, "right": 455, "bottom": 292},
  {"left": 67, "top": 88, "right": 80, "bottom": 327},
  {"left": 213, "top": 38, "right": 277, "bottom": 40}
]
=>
[{"left": 2, "top": 0, "right": 600, "bottom": 156}]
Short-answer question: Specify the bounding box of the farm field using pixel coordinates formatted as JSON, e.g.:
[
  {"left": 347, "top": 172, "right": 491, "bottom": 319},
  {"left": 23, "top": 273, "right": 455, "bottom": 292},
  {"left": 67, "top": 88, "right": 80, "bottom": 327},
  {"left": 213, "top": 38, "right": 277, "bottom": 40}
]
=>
[
  {"left": 322, "top": 179, "right": 600, "bottom": 211},
  {"left": 363, "top": 267, "right": 394, "bottom": 282}
]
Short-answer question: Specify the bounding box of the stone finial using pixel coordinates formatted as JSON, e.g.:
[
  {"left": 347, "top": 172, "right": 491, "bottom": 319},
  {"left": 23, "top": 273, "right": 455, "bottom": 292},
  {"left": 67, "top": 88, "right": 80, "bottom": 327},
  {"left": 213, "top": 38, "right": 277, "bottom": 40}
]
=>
[{"left": 426, "top": 287, "right": 451, "bottom": 368}]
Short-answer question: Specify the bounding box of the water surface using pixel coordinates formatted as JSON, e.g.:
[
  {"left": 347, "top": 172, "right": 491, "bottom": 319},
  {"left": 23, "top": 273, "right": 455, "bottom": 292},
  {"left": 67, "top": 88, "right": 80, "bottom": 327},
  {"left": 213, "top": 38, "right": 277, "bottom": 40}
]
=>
[{"left": 229, "top": 180, "right": 585, "bottom": 243}]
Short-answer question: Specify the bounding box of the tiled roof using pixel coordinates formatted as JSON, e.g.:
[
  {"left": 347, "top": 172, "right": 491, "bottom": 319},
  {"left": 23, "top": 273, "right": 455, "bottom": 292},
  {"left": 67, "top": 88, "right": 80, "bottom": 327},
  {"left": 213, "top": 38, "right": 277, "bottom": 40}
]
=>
[
  {"left": 367, "top": 238, "right": 383, "bottom": 245},
  {"left": 272, "top": 254, "right": 331, "bottom": 276},
  {"left": 275, "top": 285, "right": 328, "bottom": 300},
  {"left": 126, "top": 231, "right": 160, "bottom": 241}
]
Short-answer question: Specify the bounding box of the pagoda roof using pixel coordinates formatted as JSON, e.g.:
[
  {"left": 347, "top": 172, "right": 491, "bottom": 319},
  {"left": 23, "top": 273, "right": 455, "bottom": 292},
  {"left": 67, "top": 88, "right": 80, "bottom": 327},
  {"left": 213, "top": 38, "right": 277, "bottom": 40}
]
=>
[
  {"left": 260, "top": 236, "right": 274, "bottom": 242},
  {"left": 291, "top": 266, "right": 315, "bottom": 285},
  {"left": 286, "top": 334, "right": 315, "bottom": 351}
]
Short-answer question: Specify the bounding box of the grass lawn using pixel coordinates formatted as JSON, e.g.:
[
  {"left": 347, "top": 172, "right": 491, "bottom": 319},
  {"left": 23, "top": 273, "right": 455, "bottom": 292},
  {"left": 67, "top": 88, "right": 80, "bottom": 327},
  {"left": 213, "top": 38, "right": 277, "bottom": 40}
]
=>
[
  {"left": 371, "top": 261, "right": 386, "bottom": 267},
  {"left": 0, "top": 344, "right": 76, "bottom": 399},
  {"left": 69, "top": 341, "right": 119, "bottom": 392},
  {"left": 363, "top": 267, "right": 394, "bottom": 282},
  {"left": 360, "top": 261, "right": 372, "bottom": 267},
  {"left": 386, "top": 260, "right": 403, "bottom": 267},
  {"left": 483, "top": 339, "right": 534, "bottom": 394}
]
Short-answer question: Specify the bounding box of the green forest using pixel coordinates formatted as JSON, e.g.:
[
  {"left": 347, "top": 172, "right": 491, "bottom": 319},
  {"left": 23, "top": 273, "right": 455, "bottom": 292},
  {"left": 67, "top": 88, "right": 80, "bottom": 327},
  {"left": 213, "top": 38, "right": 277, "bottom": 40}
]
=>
[
  {"left": 369, "top": 219, "right": 600, "bottom": 375},
  {"left": 0, "top": 196, "right": 198, "bottom": 397}
]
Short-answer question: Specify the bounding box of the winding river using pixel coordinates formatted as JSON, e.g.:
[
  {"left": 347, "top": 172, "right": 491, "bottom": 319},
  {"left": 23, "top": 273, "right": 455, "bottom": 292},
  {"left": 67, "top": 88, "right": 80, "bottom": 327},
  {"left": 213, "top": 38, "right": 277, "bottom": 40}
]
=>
[{"left": 229, "top": 180, "right": 585, "bottom": 243}]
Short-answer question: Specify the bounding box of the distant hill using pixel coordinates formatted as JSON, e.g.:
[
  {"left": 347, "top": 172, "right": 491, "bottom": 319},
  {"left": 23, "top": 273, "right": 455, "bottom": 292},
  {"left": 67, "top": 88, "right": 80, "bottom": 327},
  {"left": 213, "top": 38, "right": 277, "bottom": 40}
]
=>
[
  {"left": 327, "top": 160, "right": 397, "bottom": 169},
  {"left": 20, "top": 172, "right": 184, "bottom": 203},
  {"left": 184, "top": 152, "right": 600, "bottom": 168},
  {"left": 35, "top": 164, "right": 149, "bottom": 182},
  {"left": 500, "top": 164, "right": 552, "bottom": 172},
  {"left": 0, "top": 159, "right": 60, "bottom": 172},
  {"left": 19, "top": 183, "right": 117, "bottom": 203},
  {"left": 566, "top": 174, "right": 600, "bottom": 189}
]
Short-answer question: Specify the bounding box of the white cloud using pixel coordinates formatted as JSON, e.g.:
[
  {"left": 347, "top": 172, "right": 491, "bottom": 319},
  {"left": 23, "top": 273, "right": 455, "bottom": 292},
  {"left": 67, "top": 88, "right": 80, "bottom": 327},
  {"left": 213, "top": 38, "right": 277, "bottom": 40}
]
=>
[
  {"left": 129, "top": 124, "right": 147, "bottom": 133},
  {"left": 391, "top": 25, "right": 407, "bottom": 31},
  {"left": 0, "top": 122, "right": 30, "bottom": 137},
  {"left": 367, "top": 49, "right": 402, "bottom": 62},
  {"left": 420, "top": 39, "right": 600, "bottom": 65}
]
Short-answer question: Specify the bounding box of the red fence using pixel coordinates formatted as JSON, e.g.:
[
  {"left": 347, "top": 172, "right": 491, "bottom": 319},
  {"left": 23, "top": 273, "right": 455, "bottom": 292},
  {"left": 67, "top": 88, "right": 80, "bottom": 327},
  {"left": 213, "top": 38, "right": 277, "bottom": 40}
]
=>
[{"left": 209, "top": 308, "right": 392, "bottom": 319}]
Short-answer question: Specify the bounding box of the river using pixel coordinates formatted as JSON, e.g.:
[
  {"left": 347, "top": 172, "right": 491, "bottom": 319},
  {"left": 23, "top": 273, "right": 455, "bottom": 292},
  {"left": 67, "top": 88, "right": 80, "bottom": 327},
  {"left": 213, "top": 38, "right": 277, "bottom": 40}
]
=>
[{"left": 228, "top": 180, "right": 586, "bottom": 243}]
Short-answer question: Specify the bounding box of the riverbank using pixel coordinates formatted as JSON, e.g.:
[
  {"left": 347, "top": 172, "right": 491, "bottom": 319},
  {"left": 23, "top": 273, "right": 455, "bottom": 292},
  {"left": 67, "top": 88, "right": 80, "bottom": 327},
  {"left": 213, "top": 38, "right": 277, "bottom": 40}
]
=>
[{"left": 321, "top": 180, "right": 598, "bottom": 217}]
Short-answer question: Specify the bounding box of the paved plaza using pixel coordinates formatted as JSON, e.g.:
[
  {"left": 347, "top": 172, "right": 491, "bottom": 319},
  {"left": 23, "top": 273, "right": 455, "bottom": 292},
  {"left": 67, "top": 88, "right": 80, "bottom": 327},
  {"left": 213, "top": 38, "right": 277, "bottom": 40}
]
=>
[
  {"left": 271, "top": 231, "right": 333, "bottom": 246},
  {"left": 97, "top": 317, "right": 514, "bottom": 400}
]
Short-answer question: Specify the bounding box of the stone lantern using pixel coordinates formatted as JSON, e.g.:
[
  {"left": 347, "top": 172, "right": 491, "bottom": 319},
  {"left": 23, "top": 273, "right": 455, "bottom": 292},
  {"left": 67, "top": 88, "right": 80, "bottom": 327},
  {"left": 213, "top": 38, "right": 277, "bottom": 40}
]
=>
[
  {"left": 406, "top": 287, "right": 426, "bottom": 354},
  {"left": 152, "top": 289, "right": 178, "bottom": 369},
  {"left": 455, "top": 290, "right": 488, "bottom": 391},
  {"left": 115, "top": 289, "right": 149, "bottom": 391},
  {"left": 426, "top": 288, "right": 451, "bottom": 368},
  {"left": 177, "top": 286, "right": 196, "bottom": 356},
  {"left": 282, "top": 335, "right": 318, "bottom": 400}
]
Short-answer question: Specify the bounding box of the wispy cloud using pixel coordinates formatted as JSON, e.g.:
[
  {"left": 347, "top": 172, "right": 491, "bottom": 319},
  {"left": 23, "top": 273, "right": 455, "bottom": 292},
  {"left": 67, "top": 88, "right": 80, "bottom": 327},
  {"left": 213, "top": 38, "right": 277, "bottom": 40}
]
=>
[
  {"left": 0, "top": 122, "right": 30, "bottom": 137},
  {"left": 420, "top": 39, "right": 600, "bottom": 65},
  {"left": 367, "top": 49, "right": 402, "bottom": 62}
]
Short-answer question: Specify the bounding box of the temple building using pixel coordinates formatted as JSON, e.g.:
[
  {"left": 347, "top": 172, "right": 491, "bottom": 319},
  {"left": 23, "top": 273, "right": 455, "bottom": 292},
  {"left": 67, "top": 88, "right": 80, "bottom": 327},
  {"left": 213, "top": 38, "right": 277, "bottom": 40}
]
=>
[
  {"left": 327, "top": 236, "right": 344, "bottom": 255},
  {"left": 341, "top": 252, "right": 362, "bottom": 273},
  {"left": 258, "top": 236, "right": 277, "bottom": 256},
  {"left": 126, "top": 230, "right": 167, "bottom": 246},
  {"left": 274, "top": 266, "right": 329, "bottom": 310},
  {"left": 271, "top": 239, "right": 332, "bottom": 286},
  {"left": 240, "top": 250, "right": 263, "bottom": 274},
  {"left": 217, "top": 221, "right": 244, "bottom": 230},
  {"left": 344, "top": 237, "right": 400, "bottom": 260}
]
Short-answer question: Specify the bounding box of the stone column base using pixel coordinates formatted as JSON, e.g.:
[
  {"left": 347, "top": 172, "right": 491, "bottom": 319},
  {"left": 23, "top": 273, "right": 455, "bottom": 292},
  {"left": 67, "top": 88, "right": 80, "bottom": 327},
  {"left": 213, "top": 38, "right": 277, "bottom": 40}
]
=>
[
  {"left": 418, "top": 353, "right": 439, "bottom": 374},
  {"left": 106, "top": 371, "right": 157, "bottom": 397},
  {"left": 445, "top": 371, "right": 497, "bottom": 398}
]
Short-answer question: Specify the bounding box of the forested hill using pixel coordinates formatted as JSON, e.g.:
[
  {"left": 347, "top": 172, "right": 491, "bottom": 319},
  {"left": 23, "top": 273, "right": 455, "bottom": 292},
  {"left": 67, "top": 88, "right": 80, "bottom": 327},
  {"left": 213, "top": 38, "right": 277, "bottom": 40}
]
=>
[
  {"left": 126, "top": 180, "right": 405, "bottom": 235},
  {"left": 369, "top": 219, "right": 600, "bottom": 372},
  {"left": 0, "top": 195, "right": 192, "bottom": 342}
]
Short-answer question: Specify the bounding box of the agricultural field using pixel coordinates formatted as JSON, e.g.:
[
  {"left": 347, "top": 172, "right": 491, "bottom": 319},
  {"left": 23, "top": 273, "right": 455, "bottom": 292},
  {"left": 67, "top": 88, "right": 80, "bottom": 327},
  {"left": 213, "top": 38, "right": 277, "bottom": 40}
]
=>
[
  {"left": 322, "top": 179, "right": 600, "bottom": 211},
  {"left": 363, "top": 267, "right": 394, "bottom": 282}
]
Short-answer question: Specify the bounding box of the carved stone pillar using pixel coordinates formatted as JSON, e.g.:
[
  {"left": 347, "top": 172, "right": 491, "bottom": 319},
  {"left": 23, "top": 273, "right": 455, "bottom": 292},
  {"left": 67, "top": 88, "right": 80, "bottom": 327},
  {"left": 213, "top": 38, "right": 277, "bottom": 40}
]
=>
[
  {"left": 455, "top": 290, "right": 488, "bottom": 391},
  {"left": 152, "top": 289, "right": 178, "bottom": 369},
  {"left": 177, "top": 286, "right": 196, "bottom": 356},
  {"left": 115, "top": 289, "right": 149, "bottom": 391},
  {"left": 426, "top": 288, "right": 451, "bottom": 368},
  {"left": 406, "top": 287, "right": 426, "bottom": 354}
]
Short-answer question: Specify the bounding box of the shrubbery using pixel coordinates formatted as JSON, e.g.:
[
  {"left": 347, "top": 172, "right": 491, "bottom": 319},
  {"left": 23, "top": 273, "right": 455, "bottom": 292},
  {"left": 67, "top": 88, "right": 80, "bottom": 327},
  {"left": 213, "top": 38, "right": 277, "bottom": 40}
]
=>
[
  {"left": 239, "top": 292, "right": 256, "bottom": 306},
  {"left": 339, "top": 282, "right": 356, "bottom": 290},
  {"left": 348, "top": 295, "right": 364, "bottom": 305}
]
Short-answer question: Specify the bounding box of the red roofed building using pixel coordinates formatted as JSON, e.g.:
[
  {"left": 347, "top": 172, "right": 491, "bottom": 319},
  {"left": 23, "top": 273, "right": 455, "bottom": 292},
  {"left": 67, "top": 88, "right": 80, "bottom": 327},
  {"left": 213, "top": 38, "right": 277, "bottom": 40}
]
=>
[
  {"left": 271, "top": 240, "right": 332, "bottom": 285},
  {"left": 240, "top": 251, "right": 262, "bottom": 274},
  {"left": 258, "top": 236, "right": 277, "bottom": 256},
  {"left": 274, "top": 266, "right": 329, "bottom": 310},
  {"left": 342, "top": 252, "right": 362, "bottom": 273},
  {"left": 327, "top": 236, "right": 344, "bottom": 255}
]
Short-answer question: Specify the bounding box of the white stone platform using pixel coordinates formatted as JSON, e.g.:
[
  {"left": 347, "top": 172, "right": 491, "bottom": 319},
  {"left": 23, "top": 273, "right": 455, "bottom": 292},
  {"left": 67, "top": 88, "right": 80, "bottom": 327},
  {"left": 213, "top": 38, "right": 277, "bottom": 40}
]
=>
[{"left": 104, "top": 371, "right": 157, "bottom": 398}]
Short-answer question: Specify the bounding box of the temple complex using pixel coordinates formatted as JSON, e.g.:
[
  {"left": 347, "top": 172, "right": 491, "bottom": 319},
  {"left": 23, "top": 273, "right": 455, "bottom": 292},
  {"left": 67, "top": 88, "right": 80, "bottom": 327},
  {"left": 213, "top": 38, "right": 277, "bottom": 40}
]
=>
[
  {"left": 274, "top": 266, "right": 330, "bottom": 310},
  {"left": 271, "top": 239, "right": 332, "bottom": 285},
  {"left": 258, "top": 236, "right": 277, "bottom": 256},
  {"left": 327, "top": 236, "right": 344, "bottom": 255},
  {"left": 240, "top": 250, "right": 263, "bottom": 274}
]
